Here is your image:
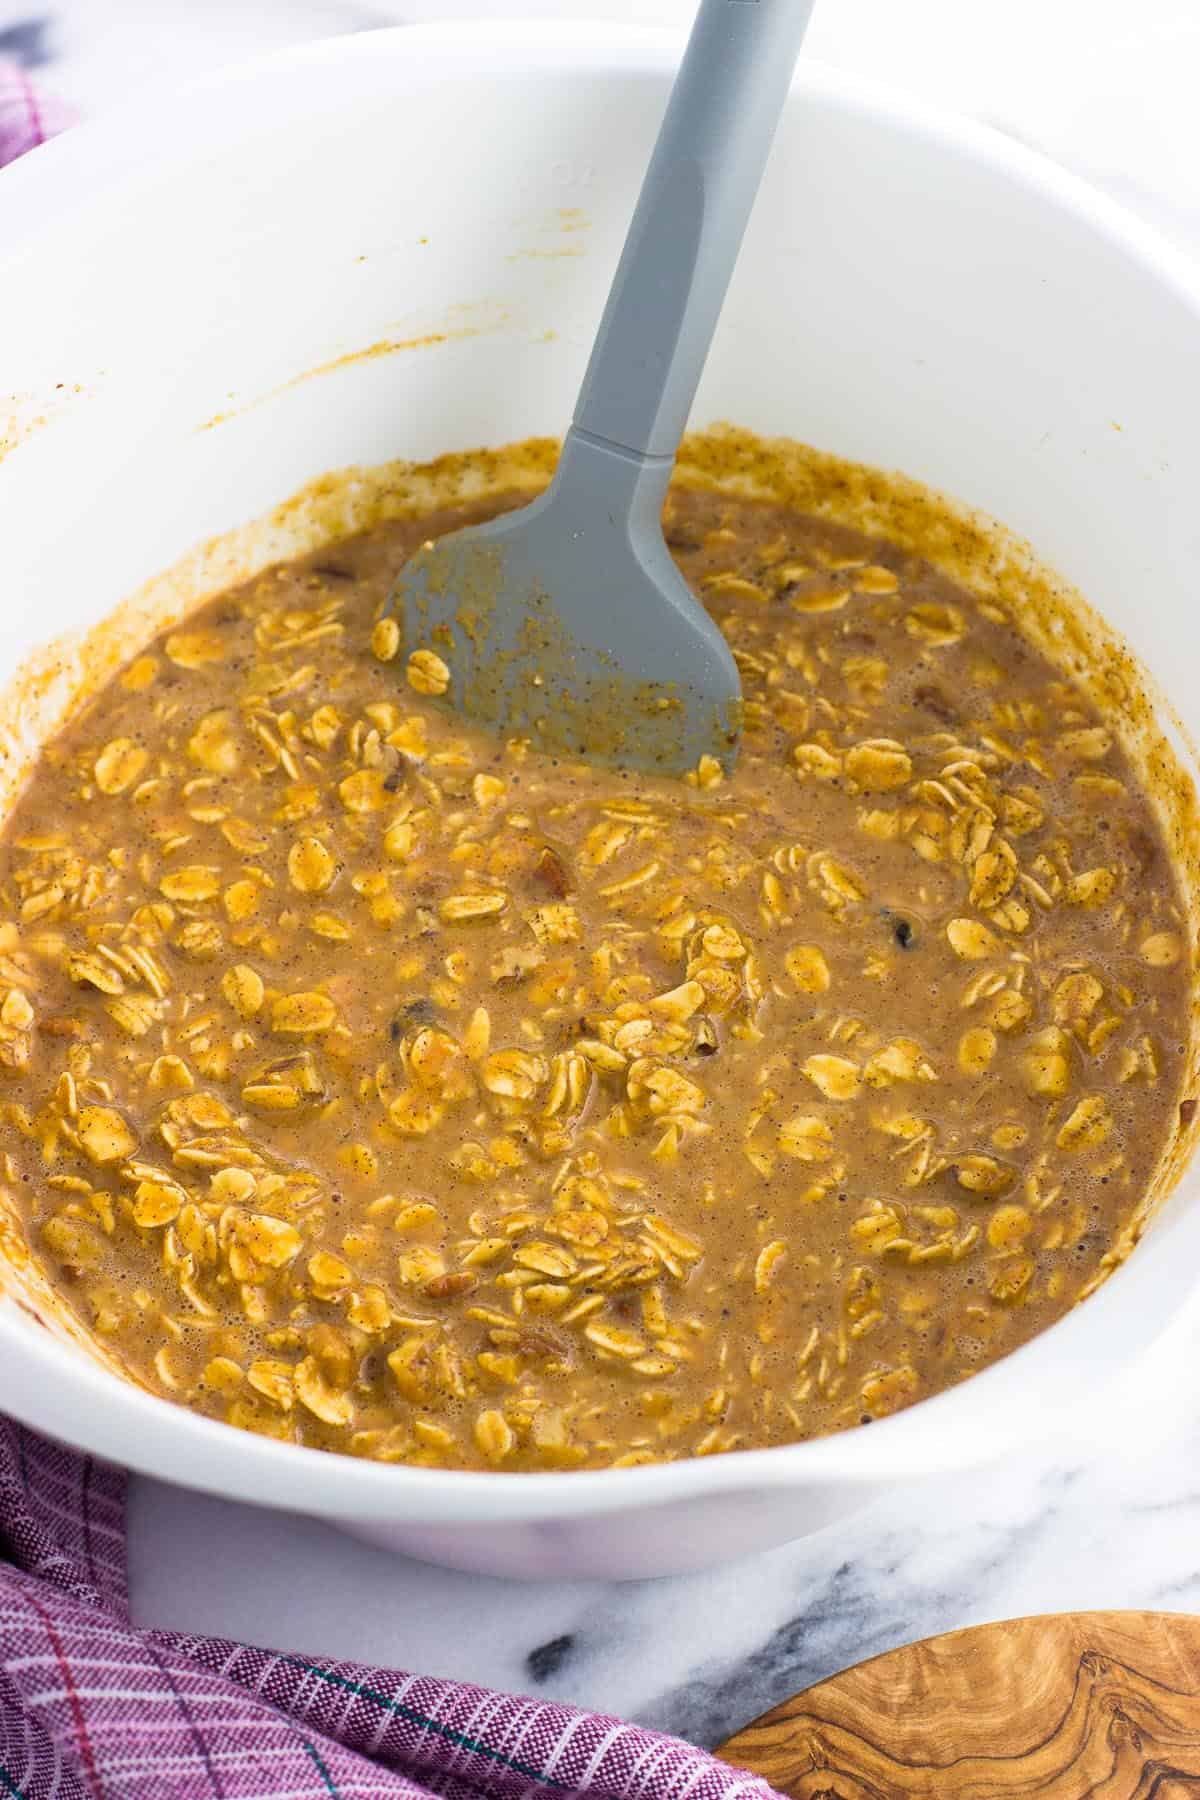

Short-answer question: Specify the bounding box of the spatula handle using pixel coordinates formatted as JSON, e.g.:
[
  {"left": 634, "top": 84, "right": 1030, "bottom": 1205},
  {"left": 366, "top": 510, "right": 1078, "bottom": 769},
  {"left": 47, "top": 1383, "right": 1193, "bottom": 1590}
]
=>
[{"left": 571, "top": 0, "right": 816, "bottom": 464}]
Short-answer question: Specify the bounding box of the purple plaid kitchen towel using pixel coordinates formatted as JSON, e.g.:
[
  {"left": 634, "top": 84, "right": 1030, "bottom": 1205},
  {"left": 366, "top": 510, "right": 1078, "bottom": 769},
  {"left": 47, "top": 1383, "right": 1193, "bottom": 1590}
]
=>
[
  {"left": 0, "top": 1420, "right": 779, "bottom": 1800},
  {"left": 0, "top": 62, "right": 780, "bottom": 1800},
  {"left": 0, "top": 58, "right": 73, "bottom": 166}
]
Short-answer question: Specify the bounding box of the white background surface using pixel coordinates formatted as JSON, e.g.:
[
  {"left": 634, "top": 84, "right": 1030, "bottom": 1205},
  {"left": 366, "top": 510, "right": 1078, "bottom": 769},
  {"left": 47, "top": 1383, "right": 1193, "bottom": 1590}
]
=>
[{"left": 5, "top": 0, "right": 1200, "bottom": 1745}]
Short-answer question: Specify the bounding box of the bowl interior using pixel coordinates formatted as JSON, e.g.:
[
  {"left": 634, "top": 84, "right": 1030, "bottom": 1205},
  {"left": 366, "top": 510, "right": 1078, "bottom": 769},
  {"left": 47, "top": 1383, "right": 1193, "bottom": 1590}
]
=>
[{"left": 0, "top": 22, "right": 1198, "bottom": 1508}]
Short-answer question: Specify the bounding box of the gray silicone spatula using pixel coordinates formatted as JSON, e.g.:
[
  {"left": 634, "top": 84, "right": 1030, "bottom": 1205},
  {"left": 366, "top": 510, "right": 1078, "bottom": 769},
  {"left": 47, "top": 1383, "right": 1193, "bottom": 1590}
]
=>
[{"left": 389, "top": 0, "right": 817, "bottom": 774}]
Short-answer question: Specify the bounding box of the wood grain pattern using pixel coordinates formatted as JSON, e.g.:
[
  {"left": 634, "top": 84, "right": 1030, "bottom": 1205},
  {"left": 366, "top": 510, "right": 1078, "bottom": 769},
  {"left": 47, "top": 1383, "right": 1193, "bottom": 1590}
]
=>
[{"left": 717, "top": 1611, "right": 1200, "bottom": 1797}]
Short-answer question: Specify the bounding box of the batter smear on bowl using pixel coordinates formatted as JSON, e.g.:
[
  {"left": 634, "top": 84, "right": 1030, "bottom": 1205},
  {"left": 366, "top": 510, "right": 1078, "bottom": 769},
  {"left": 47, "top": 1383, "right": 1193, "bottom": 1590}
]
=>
[{"left": 0, "top": 450, "right": 1190, "bottom": 1470}]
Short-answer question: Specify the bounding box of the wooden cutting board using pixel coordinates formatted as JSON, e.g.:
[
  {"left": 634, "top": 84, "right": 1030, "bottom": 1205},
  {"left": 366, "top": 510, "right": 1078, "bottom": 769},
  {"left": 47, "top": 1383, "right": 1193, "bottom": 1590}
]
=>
[{"left": 716, "top": 1611, "right": 1200, "bottom": 1797}]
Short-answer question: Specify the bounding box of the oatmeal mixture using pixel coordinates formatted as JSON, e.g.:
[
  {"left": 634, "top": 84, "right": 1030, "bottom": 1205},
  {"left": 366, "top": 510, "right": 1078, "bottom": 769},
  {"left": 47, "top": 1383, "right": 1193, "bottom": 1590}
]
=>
[{"left": 0, "top": 471, "right": 1189, "bottom": 1470}]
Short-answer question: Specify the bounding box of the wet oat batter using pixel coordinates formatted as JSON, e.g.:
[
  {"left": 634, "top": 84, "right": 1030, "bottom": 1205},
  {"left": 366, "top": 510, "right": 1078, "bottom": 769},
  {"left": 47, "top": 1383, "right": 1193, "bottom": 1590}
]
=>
[{"left": 0, "top": 465, "right": 1189, "bottom": 1469}]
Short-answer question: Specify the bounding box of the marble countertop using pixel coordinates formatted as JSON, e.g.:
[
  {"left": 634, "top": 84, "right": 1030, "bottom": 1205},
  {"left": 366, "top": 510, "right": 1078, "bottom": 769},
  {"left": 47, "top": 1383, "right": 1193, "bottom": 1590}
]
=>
[{"left": 6, "top": 0, "right": 1200, "bottom": 1748}]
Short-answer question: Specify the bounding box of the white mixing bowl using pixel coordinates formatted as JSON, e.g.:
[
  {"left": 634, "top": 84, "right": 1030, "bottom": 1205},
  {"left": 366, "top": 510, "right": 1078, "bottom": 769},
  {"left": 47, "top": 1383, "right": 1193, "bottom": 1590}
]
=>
[{"left": 1, "top": 21, "right": 1199, "bottom": 1579}]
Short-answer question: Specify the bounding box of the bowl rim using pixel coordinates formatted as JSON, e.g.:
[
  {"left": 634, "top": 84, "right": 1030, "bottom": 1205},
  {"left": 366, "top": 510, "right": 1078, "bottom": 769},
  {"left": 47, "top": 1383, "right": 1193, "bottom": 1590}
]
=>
[{"left": 2, "top": 16, "right": 1200, "bottom": 1523}]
